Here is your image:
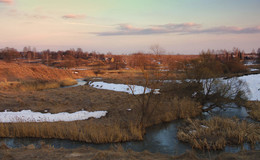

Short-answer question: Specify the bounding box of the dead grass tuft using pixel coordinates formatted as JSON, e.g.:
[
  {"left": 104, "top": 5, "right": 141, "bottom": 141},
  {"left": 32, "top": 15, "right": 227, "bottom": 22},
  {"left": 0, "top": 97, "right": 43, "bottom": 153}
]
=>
[
  {"left": 60, "top": 78, "right": 77, "bottom": 87},
  {"left": 177, "top": 117, "right": 260, "bottom": 150},
  {"left": 245, "top": 101, "right": 260, "bottom": 121}
]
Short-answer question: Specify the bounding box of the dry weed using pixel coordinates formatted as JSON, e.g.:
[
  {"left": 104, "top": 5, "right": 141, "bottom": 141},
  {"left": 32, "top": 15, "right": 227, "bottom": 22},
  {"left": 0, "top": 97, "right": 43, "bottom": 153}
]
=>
[{"left": 177, "top": 117, "right": 260, "bottom": 150}]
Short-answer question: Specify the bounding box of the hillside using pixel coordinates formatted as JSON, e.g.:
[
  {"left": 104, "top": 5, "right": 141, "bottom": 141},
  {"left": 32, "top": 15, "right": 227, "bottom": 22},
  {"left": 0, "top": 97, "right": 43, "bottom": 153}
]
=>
[{"left": 0, "top": 61, "right": 78, "bottom": 82}]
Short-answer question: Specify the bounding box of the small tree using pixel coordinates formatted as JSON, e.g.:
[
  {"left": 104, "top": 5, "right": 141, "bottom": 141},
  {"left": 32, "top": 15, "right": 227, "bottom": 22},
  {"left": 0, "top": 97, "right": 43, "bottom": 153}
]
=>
[
  {"left": 128, "top": 69, "right": 166, "bottom": 134},
  {"left": 127, "top": 50, "right": 168, "bottom": 133}
]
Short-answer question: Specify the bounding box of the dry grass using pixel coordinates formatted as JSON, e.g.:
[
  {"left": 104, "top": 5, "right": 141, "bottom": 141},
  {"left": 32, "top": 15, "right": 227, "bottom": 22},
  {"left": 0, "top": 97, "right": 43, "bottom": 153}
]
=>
[
  {"left": 177, "top": 117, "right": 260, "bottom": 150},
  {"left": 0, "top": 143, "right": 203, "bottom": 160},
  {"left": 245, "top": 101, "right": 260, "bottom": 121},
  {"left": 0, "top": 82, "right": 202, "bottom": 143},
  {"left": 0, "top": 79, "right": 77, "bottom": 91},
  {"left": 0, "top": 62, "right": 81, "bottom": 90},
  {"left": 0, "top": 143, "right": 259, "bottom": 160},
  {"left": 0, "top": 61, "right": 79, "bottom": 82},
  {"left": 18, "top": 80, "right": 61, "bottom": 91},
  {"left": 60, "top": 78, "right": 77, "bottom": 87},
  {"left": 144, "top": 97, "right": 202, "bottom": 127},
  {"left": 0, "top": 121, "right": 143, "bottom": 143}
]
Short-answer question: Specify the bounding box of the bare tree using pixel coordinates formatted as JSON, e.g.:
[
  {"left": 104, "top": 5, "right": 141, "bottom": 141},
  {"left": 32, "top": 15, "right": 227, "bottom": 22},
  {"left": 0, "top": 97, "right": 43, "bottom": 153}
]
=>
[{"left": 150, "top": 44, "right": 165, "bottom": 55}]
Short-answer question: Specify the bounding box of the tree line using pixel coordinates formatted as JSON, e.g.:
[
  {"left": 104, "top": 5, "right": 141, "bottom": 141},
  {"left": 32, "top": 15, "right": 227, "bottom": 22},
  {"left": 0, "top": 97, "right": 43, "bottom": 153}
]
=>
[{"left": 0, "top": 46, "right": 260, "bottom": 70}]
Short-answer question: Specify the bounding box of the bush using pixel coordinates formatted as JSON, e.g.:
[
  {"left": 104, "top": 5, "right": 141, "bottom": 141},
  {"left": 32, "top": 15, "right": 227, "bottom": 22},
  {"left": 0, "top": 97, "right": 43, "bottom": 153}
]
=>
[{"left": 224, "top": 59, "right": 248, "bottom": 73}]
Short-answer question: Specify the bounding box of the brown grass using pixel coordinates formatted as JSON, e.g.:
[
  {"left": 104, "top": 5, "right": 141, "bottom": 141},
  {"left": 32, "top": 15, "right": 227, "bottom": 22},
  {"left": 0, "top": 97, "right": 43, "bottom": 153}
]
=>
[
  {"left": 0, "top": 61, "right": 81, "bottom": 90},
  {"left": 0, "top": 143, "right": 203, "bottom": 160},
  {"left": 0, "top": 121, "right": 143, "bottom": 143},
  {"left": 245, "top": 101, "right": 260, "bottom": 121},
  {"left": 60, "top": 78, "right": 77, "bottom": 87},
  {"left": 0, "top": 83, "right": 202, "bottom": 143},
  {"left": 0, "top": 61, "right": 79, "bottom": 82},
  {"left": 1, "top": 143, "right": 259, "bottom": 160},
  {"left": 177, "top": 117, "right": 260, "bottom": 150}
]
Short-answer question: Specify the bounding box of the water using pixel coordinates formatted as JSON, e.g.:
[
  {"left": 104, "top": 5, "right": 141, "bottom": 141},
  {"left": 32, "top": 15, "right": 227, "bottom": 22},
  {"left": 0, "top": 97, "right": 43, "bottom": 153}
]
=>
[{"left": 202, "top": 105, "right": 251, "bottom": 120}]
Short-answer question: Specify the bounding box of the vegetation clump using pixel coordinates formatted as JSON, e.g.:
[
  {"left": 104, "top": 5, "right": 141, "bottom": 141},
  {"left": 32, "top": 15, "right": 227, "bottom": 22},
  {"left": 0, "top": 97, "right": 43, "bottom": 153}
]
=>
[
  {"left": 177, "top": 117, "right": 260, "bottom": 150},
  {"left": 245, "top": 101, "right": 260, "bottom": 121}
]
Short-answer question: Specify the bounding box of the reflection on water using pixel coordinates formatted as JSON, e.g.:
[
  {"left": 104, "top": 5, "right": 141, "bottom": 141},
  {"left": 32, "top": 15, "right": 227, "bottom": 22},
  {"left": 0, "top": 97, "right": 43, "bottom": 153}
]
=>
[
  {"left": 0, "top": 106, "right": 259, "bottom": 156},
  {"left": 203, "top": 106, "right": 250, "bottom": 120}
]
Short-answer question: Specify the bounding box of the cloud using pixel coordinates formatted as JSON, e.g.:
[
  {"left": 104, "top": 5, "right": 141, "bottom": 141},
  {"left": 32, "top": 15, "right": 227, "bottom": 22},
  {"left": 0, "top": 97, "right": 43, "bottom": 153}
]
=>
[
  {"left": 0, "top": 0, "right": 13, "bottom": 4},
  {"left": 96, "top": 23, "right": 200, "bottom": 36},
  {"left": 95, "top": 23, "right": 260, "bottom": 36},
  {"left": 192, "top": 26, "right": 260, "bottom": 34},
  {"left": 62, "top": 14, "right": 86, "bottom": 19}
]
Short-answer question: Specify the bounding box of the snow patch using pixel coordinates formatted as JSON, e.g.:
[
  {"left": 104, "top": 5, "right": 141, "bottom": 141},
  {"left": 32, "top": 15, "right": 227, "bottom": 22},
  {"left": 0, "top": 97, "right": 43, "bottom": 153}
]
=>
[
  {"left": 238, "top": 74, "right": 260, "bottom": 101},
  {"left": 250, "top": 68, "right": 259, "bottom": 72},
  {"left": 0, "top": 110, "right": 107, "bottom": 123},
  {"left": 89, "top": 81, "right": 160, "bottom": 95}
]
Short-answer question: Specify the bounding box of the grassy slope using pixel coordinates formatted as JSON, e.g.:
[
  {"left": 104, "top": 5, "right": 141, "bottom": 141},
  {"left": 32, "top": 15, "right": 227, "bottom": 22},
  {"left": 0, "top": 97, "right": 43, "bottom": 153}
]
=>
[
  {"left": 0, "top": 61, "right": 80, "bottom": 90},
  {"left": 0, "top": 61, "right": 78, "bottom": 81}
]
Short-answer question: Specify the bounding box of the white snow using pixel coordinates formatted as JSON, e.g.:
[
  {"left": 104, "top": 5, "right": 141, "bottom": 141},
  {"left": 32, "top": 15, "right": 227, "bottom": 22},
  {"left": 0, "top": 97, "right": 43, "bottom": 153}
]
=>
[
  {"left": 200, "top": 125, "right": 209, "bottom": 128},
  {"left": 153, "top": 89, "right": 161, "bottom": 94},
  {"left": 238, "top": 74, "right": 260, "bottom": 101},
  {"left": 0, "top": 110, "right": 107, "bottom": 123},
  {"left": 244, "top": 61, "right": 256, "bottom": 66},
  {"left": 89, "top": 81, "right": 159, "bottom": 95},
  {"left": 250, "top": 68, "right": 259, "bottom": 72}
]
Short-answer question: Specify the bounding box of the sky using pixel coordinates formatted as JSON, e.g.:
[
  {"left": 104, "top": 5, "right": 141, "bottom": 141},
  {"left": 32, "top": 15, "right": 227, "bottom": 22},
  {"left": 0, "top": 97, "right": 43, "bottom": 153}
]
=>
[{"left": 0, "top": 0, "right": 260, "bottom": 54}]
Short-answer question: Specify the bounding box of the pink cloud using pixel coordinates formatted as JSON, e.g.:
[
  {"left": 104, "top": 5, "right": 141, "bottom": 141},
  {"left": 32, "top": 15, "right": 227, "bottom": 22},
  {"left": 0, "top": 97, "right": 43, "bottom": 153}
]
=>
[
  {"left": 62, "top": 14, "right": 86, "bottom": 19},
  {"left": 0, "top": 0, "right": 13, "bottom": 4}
]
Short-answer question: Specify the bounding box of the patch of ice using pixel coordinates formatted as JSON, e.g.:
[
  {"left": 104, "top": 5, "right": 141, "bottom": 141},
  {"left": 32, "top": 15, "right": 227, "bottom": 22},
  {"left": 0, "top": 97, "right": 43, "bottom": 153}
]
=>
[{"left": 0, "top": 110, "right": 107, "bottom": 123}]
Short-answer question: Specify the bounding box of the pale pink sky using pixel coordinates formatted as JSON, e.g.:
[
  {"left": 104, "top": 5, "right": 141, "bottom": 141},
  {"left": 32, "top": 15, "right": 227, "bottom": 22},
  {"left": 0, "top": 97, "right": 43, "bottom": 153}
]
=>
[{"left": 0, "top": 0, "right": 260, "bottom": 54}]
